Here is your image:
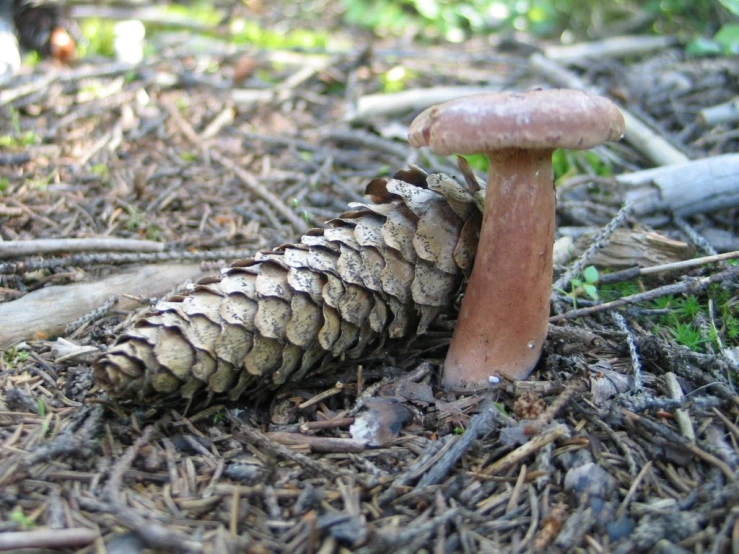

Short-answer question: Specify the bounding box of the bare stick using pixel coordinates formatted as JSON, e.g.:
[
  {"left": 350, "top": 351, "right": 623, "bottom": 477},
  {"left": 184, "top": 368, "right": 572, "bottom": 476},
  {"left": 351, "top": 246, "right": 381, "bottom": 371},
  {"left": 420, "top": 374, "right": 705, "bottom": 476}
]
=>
[
  {"left": 0, "top": 238, "right": 164, "bottom": 258},
  {"left": 528, "top": 53, "right": 689, "bottom": 166},
  {"left": 698, "top": 96, "right": 739, "bottom": 127},
  {"left": 484, "top": 424, "right": 570, "bottom": 476},
  {"left": 0, "top": 263, "right": 209, "bottom": 349},
  {"left": 549, "top": 266, "right": 739, "bottom": 323},
  {"left": 265, "top": 432, "right": 367, "bottom": 453},
  {"left": 0, "top": 528, "right": 99, "bottom": 550},
  {"left": 0, "top": 248, "right": 256, "bottom": 275},
  {"left": 226, "top": 412, "right": 375, "bottom": 488},
  {"left": 544, "top": 35, "right": 677, "bottom": 62},
  {"left": 597, "top": 250, "right": 739, "bottom": 285},
  {"left": 664, "top": 373, "right": 696, "bottom": 443},
  {"left": 611, "top": 312, "right": 643, "bottom": 392}
]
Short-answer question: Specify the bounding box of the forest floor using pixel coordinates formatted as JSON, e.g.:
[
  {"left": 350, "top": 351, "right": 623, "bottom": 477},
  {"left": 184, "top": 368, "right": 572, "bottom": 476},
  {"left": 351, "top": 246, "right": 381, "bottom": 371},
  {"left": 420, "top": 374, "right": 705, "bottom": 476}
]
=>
[{"left": 1, "top": 3, "right": 738, "bottom": 553}]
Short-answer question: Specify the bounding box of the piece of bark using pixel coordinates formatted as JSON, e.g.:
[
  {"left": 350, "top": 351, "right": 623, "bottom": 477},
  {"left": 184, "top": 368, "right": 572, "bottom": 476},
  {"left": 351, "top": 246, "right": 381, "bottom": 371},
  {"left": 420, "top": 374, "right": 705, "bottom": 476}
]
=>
[
  {"left": 621, "top": 154, "right": 739, "bottom": 216},
  {"left": 573, "top": 229, "right": 695, "bottom": 269},
  {"left": 0, "top": 263, "right": 208, "bottom": 349}
]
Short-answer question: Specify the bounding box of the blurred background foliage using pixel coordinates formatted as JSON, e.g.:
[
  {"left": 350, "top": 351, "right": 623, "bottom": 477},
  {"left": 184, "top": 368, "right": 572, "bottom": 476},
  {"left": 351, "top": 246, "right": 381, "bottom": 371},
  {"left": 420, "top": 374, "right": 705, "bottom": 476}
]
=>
[
  {"left": 341, "top": 0, "right": 738, "bottom": 51},
  {"left": 70, "top": 0, "right": 739, "bottom": 59}
]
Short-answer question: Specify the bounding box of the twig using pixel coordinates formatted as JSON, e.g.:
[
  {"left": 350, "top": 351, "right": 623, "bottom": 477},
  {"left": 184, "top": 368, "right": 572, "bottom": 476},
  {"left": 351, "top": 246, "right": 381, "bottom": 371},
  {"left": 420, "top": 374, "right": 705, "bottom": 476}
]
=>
[
  {"left": 226, "top": 412, "right": 375, "bottom": 488},
  {"left": 107, "top": 425, "right": 157, "bottom": 504},
  {"left": 619, "top": 154, "right": 739, "bottom": 217},
  {"left": 549, "top": 266, "right": 739, "bottom": 323},
  {"left": 211, "top": 150, "right": 308, "bottom": 234},
  {"left": 484, "top": 424, "right": 571, "bottom": 476},
  {"left": 23, "top": 405, "right": 104, "bottom": 466},
  {"left": 544, "top": 35, "right": 676, "bottom": 62},
  {"left": 265, "top": 432, "right": 367, "bottom": 453},
  {"left": 698, "top": 96, "right": 739, "bottom": 127},
  {"left": 624, "top": 410, "right": 736, "bottom": 482},
  {"left": 553, "top": 201, "right": 632, "bottom": 291},
  {"left": 415, "top": 403, "right": 500, "bottom": 488},
  {"left": 65, "top": 296, "right": 117, "bottom": 336},
  {"left": 597, "top": 250, "right": 739, "bottom": 285},
  {"left": 616, "top": 460, "right": 652, "bottom": 519},
  {"left": 665, "top": 373, "right": 695, "bottom": 443},
  {"left": 99, "top": 425, "right": 204, "bottom": 552},
  {"left": 0, "top": 248, "right": 256, "bottom": 275},
  {"left": 587, "top": 415, "right": 638, "bottom": 476},
  {"left": 0, "top": 528, "right": 99, "bottom": 551},
  {"left": 611, "top": 312, "right": 643, "bottom": 392},
  {"left": 371, "top": 508, "right": 462, "bottom": 548},
  {"left": 160, "top": 99, "right": 211, "bottom": 164},
  {"left": 523, "top": 380, "right": 583, "bottom": 435},
  {"left": 1, "top": 60, "right": 160, "bottom": 106},
  {"left": 378, "top": 438, "right": 451, "bottom": 506},
  {"left": 517, "top": 485, "right": 540, "bottom": 552},
  {"left": 672, "top": 216, "right": 720, "bottom": 257},
  {"left": 323, "top": 129, "right": 409, "bottom": 159},
  {"left": 0, "top": 238, "right": 164, "bottom": 258}
]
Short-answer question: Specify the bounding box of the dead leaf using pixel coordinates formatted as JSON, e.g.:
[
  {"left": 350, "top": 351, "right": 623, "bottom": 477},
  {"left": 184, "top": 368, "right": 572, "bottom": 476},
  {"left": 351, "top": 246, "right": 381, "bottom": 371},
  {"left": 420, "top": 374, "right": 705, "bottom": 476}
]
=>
[{"left": 350, "top": 398, "right": 411, "bottom": 447}]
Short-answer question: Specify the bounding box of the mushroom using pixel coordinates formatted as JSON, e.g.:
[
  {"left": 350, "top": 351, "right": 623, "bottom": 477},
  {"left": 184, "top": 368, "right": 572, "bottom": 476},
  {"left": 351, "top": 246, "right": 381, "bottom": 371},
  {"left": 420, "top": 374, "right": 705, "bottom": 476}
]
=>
[{"left": 408, "top": 89, "right": 625, "bottom": 389}]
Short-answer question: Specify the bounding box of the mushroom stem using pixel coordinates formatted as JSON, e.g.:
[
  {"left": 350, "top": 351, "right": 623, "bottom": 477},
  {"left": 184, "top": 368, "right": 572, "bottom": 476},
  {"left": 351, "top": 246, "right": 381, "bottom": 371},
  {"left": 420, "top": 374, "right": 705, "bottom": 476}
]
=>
[{"left": 443, "top": 148, "right": 555, "bottom": 388}]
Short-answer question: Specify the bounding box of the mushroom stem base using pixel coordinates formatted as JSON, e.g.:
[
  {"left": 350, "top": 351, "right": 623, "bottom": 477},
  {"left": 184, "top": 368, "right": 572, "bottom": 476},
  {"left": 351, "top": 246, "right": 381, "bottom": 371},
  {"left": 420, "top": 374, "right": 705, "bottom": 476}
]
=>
[{"left": 443, "top": 149, "right": 555, "bottom": 388}]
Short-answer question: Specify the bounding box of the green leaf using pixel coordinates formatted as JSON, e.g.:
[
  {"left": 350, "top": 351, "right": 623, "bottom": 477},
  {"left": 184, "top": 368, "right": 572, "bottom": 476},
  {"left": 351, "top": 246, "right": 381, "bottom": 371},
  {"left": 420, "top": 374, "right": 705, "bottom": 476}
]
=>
[
  {"left": 583, "top": 265, "right": 599, "bottom": 284},
  {"left": 685, "top": 37, "right": 723, "bottom": 56},
  {"left": 719, "top": 0, "right": 739, "bottom": 16},
  {"left": 582, "top": 283, "right": 599, "bottom": 301},
  {"left": 685, "top": 38, "right": 723, "bottom": 57},
  {"left": 413, "top": 0, "right": 441, "bottom": 20},
  {"left": 714, "top": 24, "right": 739, "bottom": 53},
  {"left": 461, "top": 153, "right": 489, "bottom": 172}
]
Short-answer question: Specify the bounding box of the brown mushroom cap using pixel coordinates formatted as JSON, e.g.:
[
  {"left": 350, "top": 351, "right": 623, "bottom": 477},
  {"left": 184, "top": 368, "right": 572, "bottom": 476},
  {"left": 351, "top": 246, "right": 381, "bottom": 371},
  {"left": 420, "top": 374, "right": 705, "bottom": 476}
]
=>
[{"left": 408, "top": 89, "right": 625, "bottom": 155}]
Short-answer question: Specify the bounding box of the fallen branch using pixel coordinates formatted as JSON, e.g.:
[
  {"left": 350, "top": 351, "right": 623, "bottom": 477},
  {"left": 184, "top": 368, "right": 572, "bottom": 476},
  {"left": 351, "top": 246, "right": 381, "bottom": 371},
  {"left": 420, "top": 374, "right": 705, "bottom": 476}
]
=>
[
  {"left": 0, "top": 263, "right": 209, "bottom": 349},
  {"left": 620, "top": 154, "right": 739, "bottom": 216}
]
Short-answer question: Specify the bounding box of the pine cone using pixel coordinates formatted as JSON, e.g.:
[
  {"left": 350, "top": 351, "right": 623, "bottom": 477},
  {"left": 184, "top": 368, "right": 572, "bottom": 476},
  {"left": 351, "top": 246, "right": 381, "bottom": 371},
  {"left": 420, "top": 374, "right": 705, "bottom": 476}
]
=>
[{"left": 94, "top": 165, "right": 483, "bottom": 400}]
